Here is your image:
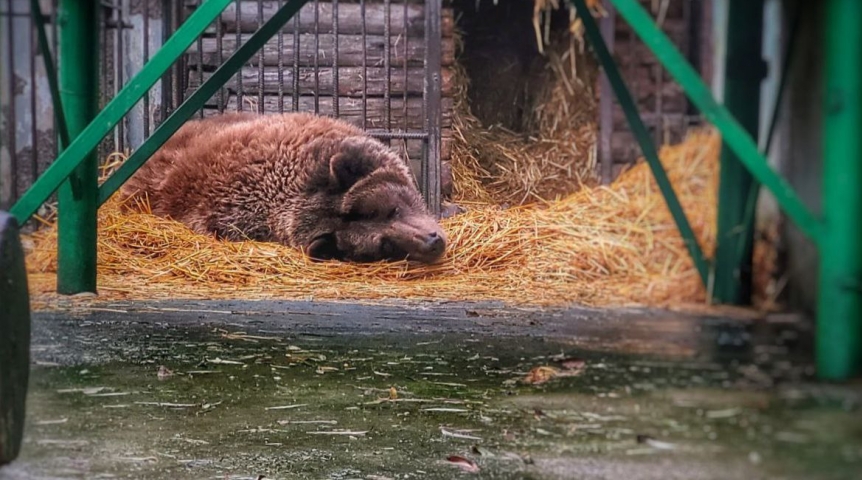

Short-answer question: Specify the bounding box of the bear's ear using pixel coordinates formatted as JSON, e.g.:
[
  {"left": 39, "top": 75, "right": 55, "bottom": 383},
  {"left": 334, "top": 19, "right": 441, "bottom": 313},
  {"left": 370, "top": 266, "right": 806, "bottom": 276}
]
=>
[
  {"left": 306, "top": 233, "right": 342, "bottom": 262},
  {"left": 329, "top": 140, "right": 379, "bottom": 191}
]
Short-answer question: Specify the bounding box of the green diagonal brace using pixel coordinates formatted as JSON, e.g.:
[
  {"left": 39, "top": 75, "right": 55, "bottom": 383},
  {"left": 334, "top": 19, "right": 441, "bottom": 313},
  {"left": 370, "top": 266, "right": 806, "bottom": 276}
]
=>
[
  {"left": 9, "top": 0, "right": 233, "bottom": 225},
  {"left": 30, "top": 0, "right": 69, "bottom": 149},
  {"left": 98, "top": 0, "right": 312, "bottom": 205},
  {"left": 572, "top": 0, "right": 710, "bottom": 285},
  {"left": 604, "top": 0, "right": 823, "bottom": 247}
]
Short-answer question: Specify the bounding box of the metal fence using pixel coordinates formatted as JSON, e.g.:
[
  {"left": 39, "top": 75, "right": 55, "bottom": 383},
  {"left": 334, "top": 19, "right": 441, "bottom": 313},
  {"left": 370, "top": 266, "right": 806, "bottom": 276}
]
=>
[{"left": 1, "top": 0, "right": 442, "bottom": 214}]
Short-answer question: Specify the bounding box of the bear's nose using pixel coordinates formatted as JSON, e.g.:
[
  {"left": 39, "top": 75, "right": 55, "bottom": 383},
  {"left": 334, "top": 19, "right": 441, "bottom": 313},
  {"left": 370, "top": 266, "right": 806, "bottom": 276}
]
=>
[{"left": 425, "top": 231, "right": 445, "bottom": 253}]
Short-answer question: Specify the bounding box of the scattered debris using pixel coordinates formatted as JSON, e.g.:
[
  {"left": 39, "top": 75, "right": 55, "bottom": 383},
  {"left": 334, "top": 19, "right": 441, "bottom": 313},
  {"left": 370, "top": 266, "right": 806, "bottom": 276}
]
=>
[
  {"left": 306, "top": 430, "right": 369, "bottom": 436},
  {"left": 441, "top": 428, "right": 483, "bottom": 441},
  {"left": 265, "top": 404, "right": 308, "bottom": 411},
  {"left": 636, "top": 434, "right": 678, "bottom": 450},
  {"left": 134, "top": 402, "right": 198, "bottom": 408},
  {"left": 445, "top": 455, "right": 480, "bottom": 473},
  {"left": 34, "top": 418, "right": 68, "bottom": 426},
  {"left": 157, "top": 365, "right": 174, "bottom": 380},
  {"left": 205, "top": 357, "right": 245, "bottom": 365},
  {"left": 522, "top": 366, "right": 560, "bottom": 385}
]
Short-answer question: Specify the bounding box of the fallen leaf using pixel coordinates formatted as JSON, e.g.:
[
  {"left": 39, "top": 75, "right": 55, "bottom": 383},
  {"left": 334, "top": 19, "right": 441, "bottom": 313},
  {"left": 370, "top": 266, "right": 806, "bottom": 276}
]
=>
[
  {"left": 446, "top": 455, "right": 480, "bottom": 473},
  {"left": 523, "top": 366, "right": 559, "bottom": 385},
  {"left": 157, "top": 365, "right": 174, "bottom": 380}
]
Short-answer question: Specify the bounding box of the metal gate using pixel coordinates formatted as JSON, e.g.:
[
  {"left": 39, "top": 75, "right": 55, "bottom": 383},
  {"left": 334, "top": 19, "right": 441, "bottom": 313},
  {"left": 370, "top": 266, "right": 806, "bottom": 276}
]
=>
[{"left": 1, "top": 0, "right": 442, "bottom": 215}]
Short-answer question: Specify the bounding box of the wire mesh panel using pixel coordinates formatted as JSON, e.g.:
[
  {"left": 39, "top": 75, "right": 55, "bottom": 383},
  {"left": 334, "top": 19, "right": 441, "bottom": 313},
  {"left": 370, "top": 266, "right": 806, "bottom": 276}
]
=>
[
  {"left": 0, "top": 0, "right": 452, "bottom": 217},
  {"left": 169, "top": 0, "right": 449, "bottom": 212}
]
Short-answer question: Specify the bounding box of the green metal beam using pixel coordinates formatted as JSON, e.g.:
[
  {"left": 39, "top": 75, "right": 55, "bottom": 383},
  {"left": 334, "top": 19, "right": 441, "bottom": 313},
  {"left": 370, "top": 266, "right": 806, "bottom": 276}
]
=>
[
  {"left": 99, "top": 0, "right": 312, "bottom": 205},
  {"left": 56, "top": 0, "right": 98, "bottom": 294},
  {"left": 605, "top": 0, "right": 823, "bottom": 247},
  {"left": 572, "top": 0, "right": 710, "bottom": 285},
  {"left": 30, "top": 0, "right": 70, "bottom": 149},
  {"left": 818, "top": 0, "right": 862, "bottom": 380},
  {"left": 713, "top": 0, "right": 766, "bottom": 305},
  {"left": 9, "top": 0, "right": 233, "bottom": 225}
]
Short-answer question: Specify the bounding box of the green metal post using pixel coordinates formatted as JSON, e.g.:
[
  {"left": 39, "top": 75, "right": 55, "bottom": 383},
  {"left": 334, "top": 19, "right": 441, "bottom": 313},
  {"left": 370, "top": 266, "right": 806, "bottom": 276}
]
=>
[
  {"left": 9, "top": 0, "right": 232, "bottom": 225},
  {"left": 604, "top": 0, "right": 822, "bottom": 247},
  {"left": 818, "top": 0, "right": 862, "bottom": 380},
  {"left": 56, "top": 0, "right": 98, "bottom": 294},
  {"left": 713, "top": 0, "right": 766, "bottom": 305}
]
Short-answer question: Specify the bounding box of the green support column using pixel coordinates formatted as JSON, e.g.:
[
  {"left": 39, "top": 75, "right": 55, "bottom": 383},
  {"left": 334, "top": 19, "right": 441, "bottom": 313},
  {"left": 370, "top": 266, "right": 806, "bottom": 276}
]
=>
[
  {"left": 713, "top": 0, "right": 767, "bottom": 305},
  {"left": 818, "top": 0, "right": 862, "bottom": 380},
  {"left": 56, "top": 0, "right": 98, "bottom": 294}
]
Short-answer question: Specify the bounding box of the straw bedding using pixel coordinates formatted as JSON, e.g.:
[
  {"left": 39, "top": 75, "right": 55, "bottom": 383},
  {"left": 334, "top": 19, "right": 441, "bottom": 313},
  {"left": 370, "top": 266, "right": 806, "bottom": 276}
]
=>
[
  {"left": 23, "top": 128, "right": 778, "bottom": 311},
  {"left": 22, "top": 27, "right": 778, "bottom": 311}
]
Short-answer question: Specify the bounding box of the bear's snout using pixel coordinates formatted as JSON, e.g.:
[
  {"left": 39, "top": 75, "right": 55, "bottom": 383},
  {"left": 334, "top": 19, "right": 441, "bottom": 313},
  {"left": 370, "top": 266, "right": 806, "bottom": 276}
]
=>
[{"left": 423, "top": 231, "right": 446, "bottom": 257}]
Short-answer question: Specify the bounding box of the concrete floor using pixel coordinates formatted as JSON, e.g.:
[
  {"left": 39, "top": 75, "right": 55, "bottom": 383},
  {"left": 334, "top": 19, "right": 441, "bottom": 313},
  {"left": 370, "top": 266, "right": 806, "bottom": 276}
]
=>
[{"left": 1, "top": 300, "right": 860, "bottom": 479}]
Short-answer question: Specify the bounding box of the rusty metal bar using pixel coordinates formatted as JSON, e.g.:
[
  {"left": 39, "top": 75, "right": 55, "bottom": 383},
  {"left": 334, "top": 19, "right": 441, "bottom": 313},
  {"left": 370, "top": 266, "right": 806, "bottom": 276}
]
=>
[
  {"left": 115, "top": 2, "right": 126, "bottom": 153},
  {"left": 6, "top": 0, "right": 18, "bottom": 204},
  {"left": 216, "top": 2, "right": 225, "bottom": 113},
  {"left": 257, "top": 0, "right": 264, "bottom": 113},
  {"left": 278, "top": 0, "right": 284, "bottom": 113},
  {"left": 599, "top": 0, "right": 614, "bottom": 183},
  {"left": 422, "top": 0, "right": 441, "bottom": 216},
  {"left": 384, "top": 0, "right": 390, "bottom": 131},
  {"left": 29, "top": 7, "right": 37, "bottom": 180},
  {"left": 313, "top": 0, "right": 319, "bottom": 113},
  {"left": 291, "top": 0, "right": 299, "bottom": 111},
  {"left": 402, "top": 0, "right": 407, "bottom": 132},
  {"left": 197, "top": 0, "right": 204, "bottom": 118},
  {"left": 143, "top": 0, "right": 150, "bottom": 135},
  {"left": 360, "top": 0, "right": 366, "bottom": 129},
  {"left": 332, "top": 0, "right": 338, "bottom": 116},
  {"left": 235, "top": 0, "right": 243, "bottom": 111}
]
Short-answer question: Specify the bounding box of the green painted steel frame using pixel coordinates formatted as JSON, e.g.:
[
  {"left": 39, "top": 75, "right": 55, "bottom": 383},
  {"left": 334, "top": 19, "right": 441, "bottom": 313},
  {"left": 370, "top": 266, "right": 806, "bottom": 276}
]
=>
[
  {"left": 595, "top": 0, "right": 823, "bottom": 248},
  {"left": 99, "top": 0, "right": 312, "bottom": 205},
  {"left": 56, "top": 0, "right": 99, "bottom": 294},
  {"left": 9, "top": 0, "right": 234, "bottom": 225},
  {"left": 581, "top": 0, "right": 860, "bottom": 379},
  {"left": 818, "top": 0, "right": 862, "bottom": 380},
  {"left": 571, "top": 0, "right": 710, "bottom": 285}
]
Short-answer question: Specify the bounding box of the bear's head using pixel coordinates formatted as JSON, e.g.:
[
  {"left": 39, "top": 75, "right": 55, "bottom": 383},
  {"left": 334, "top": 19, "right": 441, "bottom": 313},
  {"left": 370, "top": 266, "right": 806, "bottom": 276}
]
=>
[{"left": 301, "top": 136, "right": 447, "bottom": 264}]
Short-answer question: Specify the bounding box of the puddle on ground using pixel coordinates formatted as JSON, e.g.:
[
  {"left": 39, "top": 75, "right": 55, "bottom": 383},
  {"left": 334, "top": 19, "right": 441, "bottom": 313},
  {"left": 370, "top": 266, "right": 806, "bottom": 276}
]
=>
[{"left": 3, "top": 322, "right": 861, "bottom": 480}]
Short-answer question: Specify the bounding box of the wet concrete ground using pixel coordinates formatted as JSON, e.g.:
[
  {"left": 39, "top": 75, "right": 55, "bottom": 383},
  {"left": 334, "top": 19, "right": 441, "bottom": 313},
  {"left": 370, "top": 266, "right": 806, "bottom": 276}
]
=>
[{"left": 1, "top": 300, "right": 860, "bottom": 479}]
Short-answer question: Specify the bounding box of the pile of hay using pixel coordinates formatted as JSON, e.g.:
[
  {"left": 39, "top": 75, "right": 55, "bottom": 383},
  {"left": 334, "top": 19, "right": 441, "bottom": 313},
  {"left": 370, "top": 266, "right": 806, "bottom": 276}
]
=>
[
  {"left": 23, "top": 128, "right": 779, "bottom": 310},
  {"left": 450, "top": 34, "right": 599, "bottom": 206}
]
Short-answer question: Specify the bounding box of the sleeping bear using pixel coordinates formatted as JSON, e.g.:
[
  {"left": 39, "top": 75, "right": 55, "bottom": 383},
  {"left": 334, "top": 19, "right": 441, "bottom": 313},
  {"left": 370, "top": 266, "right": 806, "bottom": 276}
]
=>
[{"left": 119, "top": 112, "right": 447, "bottom": 264}]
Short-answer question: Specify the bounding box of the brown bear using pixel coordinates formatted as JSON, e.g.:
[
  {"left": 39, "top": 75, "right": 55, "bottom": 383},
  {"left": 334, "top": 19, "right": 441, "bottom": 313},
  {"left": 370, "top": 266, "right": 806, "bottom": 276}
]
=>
[{"left": 119, "top": 112, "right": 447, "bottom": 263}]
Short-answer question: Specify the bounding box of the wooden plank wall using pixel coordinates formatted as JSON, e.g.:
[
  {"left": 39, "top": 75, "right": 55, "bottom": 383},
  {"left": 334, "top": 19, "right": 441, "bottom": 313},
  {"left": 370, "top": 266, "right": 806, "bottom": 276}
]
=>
[
  {"left": 600, "top": 0, "right": 711, "bottom": 180},
  {"left": 184, "top": 1, "right": 456, "bottom": 197}
]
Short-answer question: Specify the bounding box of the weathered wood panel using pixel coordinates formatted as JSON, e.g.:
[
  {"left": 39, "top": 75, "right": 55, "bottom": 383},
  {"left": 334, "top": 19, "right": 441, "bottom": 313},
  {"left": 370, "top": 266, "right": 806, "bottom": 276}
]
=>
[
  {"left": 187, "top": 66, "right": 454, "bottom": 97},
  {"left": 187, "top": 34, "right": 456, "bottom": 68},
  {"left": 209, "top": 1, "right": 454, "bottom": 38},
  {"left": 200, "top": 95, "right": 454, "bottom": 131}
]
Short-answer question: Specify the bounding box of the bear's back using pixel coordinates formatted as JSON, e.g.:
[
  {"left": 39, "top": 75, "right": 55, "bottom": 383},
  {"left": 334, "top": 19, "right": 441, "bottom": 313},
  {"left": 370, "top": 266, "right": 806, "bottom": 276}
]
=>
[{"left": 120, "top": 112, "right": 368, "bottom": 240}]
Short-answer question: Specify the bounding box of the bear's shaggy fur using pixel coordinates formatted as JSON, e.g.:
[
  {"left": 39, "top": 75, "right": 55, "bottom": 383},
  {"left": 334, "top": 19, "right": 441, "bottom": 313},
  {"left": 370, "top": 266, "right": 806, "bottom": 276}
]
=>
[{"left": 120, "top": 112, "right": 447, "bottom": 263}]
